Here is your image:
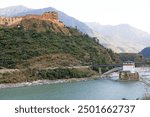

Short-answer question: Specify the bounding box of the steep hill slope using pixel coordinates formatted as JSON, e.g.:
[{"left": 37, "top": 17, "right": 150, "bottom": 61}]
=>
[
  {"left": 0, "top": 18, "right": 120, "bottom": 69},
  {"left": 86, "top": 22, "right": 150, "bottom": 53},
  {"left": 0, "top": 18, "right": 121, "bottom": 83},
  {"left": 20, "top": 18, "right": 71, "bottom": 35}
]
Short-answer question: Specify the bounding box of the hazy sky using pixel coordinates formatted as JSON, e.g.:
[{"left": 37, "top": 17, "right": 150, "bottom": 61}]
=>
[{"left": 0, "top": 0, "right": 150, "bottom": 33}]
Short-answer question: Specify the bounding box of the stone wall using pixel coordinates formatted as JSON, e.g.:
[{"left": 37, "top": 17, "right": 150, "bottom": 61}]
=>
[
  {"left": 119, "top": 71, "right": 139, "bottom": 80},
  {"left": 0, "top": 17, "right": 22, "bottom": 26},
  {"left": 0, "top": 11, "right": 64, "bottom": 27},
  {"left": 40, "top": 12, "right": 64, "bottom": 27}
]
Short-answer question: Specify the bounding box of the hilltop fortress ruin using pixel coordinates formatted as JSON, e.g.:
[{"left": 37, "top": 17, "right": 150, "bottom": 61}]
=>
[{"left": 0, "top": 11, "right": 64, "bottom": 27}]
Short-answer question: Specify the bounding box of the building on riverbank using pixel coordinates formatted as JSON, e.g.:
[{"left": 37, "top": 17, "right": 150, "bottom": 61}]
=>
[
  {"left": 123, "top": 61, "right": 135, "bottom": 73},
  {"left": 119, "top": 61, "right": 139, "bottom": 80}
]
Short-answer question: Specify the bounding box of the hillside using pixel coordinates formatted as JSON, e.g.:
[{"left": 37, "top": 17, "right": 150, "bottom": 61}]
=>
[
  {"left": 119, "top": 53, "right": 144, "bottom": 63},
  {"left": 0, "top": 18, "right": 120, "bottom": 83},
  {"left": 86, "top": 22, "right": 150, "bottom": 53},
  {"left": 2, "top": 6, "right": 150, "bottom": 53},
  {"left": 20, "top": 18, "right": 71, "bottom": 35},
  {"left": 0, "top": 21, "right": 118, "bottom": 69},
  {"left": 0, "top": 6, "right": 94, "bottom": 36},
  {"left": 140, "top": 47, "right": 150, "bottom": 58}
]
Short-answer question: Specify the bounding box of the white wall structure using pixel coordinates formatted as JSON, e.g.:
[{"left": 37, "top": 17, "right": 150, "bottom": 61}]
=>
[{"left": 123, "top": 61, "right": 135, "bottom": 73}]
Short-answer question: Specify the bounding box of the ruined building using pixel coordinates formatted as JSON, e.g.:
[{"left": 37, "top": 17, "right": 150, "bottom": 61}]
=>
[
  {"left": 0, "top": 11, "right": 64, "bottom": 27},
  {"left": 0, "top": 17, "right": 22, "bottom": 26}
]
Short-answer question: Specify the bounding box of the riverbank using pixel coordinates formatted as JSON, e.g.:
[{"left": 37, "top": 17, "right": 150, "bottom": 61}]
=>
[
  {"left": 0, "top": 75, "right": 100, "bottom": 89},
  {"left": 1, "top": 67, "right": 149, "bottom": 89},
  {"left": 0, "top": 75, "right": 147, "bottom": 100}
]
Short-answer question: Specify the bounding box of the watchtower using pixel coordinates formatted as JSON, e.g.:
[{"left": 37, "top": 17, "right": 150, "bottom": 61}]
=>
[{"left": 42, "top": 11, "right": 58, "bottom": 21}]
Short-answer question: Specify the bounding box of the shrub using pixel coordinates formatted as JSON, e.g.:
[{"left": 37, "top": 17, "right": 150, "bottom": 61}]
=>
[{"left": 38, "top": 68, "right": 89, "bottom": 80}]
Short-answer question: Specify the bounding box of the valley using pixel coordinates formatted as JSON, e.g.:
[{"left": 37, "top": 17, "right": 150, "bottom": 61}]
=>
[{"left": 0, "top": 5, "right": 150, "bottom": 100}]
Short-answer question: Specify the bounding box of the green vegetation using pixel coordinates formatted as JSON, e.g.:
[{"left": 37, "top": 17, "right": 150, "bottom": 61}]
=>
[
  {"left": 0, "top": 27, "right": 119, "bottom": 69},
  {"left": 0, "top": 67, "right": 97, "bottom": 83},
  {"left": 38, "top": 68, "right": 89, "bottom": 80},
  {"left": 119, "top": 53, "right": 144, "bottom": 62},
  {"left": 0, "top": 20, "right": 121, "bottom": 83},
  {"left": 0, "top": 70, "right": 26, "bottom": 83},
  {"left": 145, "top": 59, "right": 150, "bottom": 65}
]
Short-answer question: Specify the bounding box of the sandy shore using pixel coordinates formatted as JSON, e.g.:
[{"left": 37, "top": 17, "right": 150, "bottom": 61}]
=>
[{"left": 0, "top": 76, "right": 100, "bottom": 89}]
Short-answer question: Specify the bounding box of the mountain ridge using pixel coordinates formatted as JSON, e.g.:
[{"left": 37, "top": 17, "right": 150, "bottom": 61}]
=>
[
  {"left": 0, "top": 5, "right": 31, "bottom": 17},
  {"left": 140, "top": 47, "right": 150, "bottom": 58},
  {"left": 86, "top": 22, "right": 150, "bottom": 53}
]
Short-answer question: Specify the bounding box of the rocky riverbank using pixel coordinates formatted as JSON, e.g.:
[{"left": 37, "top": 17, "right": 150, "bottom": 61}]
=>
[
  {"left": 1, "top": 67, "right": 149, "bottom": 89},
  {"left": 0, "top": 76, "right": 100, "bottom": 89}
]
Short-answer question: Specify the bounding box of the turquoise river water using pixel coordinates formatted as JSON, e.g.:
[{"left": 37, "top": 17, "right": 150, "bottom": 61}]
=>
[{"left": 0, "top": 78, "right": 148, "bottom": 100}]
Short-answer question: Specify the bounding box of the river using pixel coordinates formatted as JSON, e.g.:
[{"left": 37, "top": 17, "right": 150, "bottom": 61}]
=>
[{"left": 0, "top": 67, "right": 150, "bottom": 100}]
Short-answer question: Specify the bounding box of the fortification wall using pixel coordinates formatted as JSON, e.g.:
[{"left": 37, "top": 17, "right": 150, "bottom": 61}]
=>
[
  {"left": 41, "top": 12, "right": 58, "bottom": 21},
  {"left": 0, "top": 11, "right": 64, "bottom": 27},
  {"left": 0, "top": 17, "right": 22, "bottom": 26}
]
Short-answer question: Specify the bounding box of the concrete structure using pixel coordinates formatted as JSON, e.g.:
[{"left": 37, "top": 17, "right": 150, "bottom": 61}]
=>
[
  {"left": 119, "top": 71, "right": 139, "bottom": 80},
  {"left": 119, "top": 61, "right": 139, "bottom": 80},
  {"left": 0, "top": 11, "right": 64, "bottom": 27},
  {"left": 123, "top": 61, "right": 135, "bottom": 73}
]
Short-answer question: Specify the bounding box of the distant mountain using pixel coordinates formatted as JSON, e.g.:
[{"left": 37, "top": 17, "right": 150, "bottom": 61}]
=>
[
  {"left": 140, "top": 47, "right": 150, "bottom": 58},
  {"left": 86, "top": 22, "right": 150, "bottom": 53},
  {"left": 0, "top": 6, "right": 94, "bottom": 36},
  {"left": 0, "top": 5, "right": 31, "bottom": 17}
]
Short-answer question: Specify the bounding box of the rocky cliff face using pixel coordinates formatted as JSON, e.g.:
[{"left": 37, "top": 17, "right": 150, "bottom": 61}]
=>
[{"left": 20, "top": 18, "right": 70, "bottom": 35}]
